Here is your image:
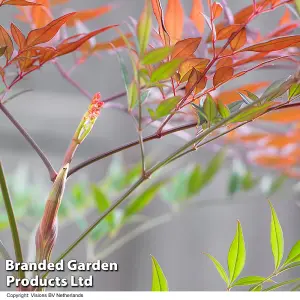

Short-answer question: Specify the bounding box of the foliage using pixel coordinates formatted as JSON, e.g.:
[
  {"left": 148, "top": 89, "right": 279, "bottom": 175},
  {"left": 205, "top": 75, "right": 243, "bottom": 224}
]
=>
[{"left": 0, "top": 0, "right": 299, "bottom": 292}]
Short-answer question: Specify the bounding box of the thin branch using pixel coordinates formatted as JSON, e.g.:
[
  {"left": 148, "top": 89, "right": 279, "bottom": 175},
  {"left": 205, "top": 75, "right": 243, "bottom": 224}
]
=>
[
  {"left": 0, "top": 163, "right": 25, "bottom": 280},
  {"left": 0, "top": 103, "right": 57, "bottom": 181},
  {"left": 68, "top": 121, "right": 198, "bottom": 177}
]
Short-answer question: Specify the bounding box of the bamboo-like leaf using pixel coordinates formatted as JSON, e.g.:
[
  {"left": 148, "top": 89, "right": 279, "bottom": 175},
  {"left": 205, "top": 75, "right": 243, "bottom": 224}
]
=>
[
  {"left": 228, "top": 173, "right": 241, "bottom": 195},
  {"left": 123, "top": 181, "right": 165, "bottom": 220},
  {"left": 137, "top": 0, "right": 152, "bottom": 55},
  {"left": 227, "top": 221, "right": 246, "bottom": 283},
  {"left": 150, "top": 59, "right": 182, "bottom": 82},
  {"left": 283, "top": 241, "right": 300, "bottom": 266},
  {"left": 204, "top": 253, "right": 229, "bottom": 285},
  {"left": 288, "top": 83, "right": 300, "bottom": 100},
  {"left": 269, "top": 201, "right": 284, "bottom": 270},
  {"left": 202, "top": 150, "right": 225, "bottom": 186},
  {"left": 203, "top": 94, "right": 217, "bottom": 123},
  {"left": 171, "top": 37, "right": 202, "bottom": 59},
  {"left": 26, "top": 13, "right": 76, "bottom": 47},
  {"left": 263, "top": 278, "right": 300, "bottom": 291},
  {"left": 148, "top": 96, "right": 180, "bottom": 120},
  {"left": 187, "top": 165, "right": 204, "bottom": 196},
  {"left": 238, "top": 35, "right": 300, "bottom": 53},
  {"left": 151, "top": 255, "right": 168, "bottom": 291},
  {"left": 217, "top": 101, "right": 230, "bottom": 118},
  {"left": 165, "top": 0, "right": 184, "bottom": 44},
  {"left": 280, "top": 261, "right": 300, "bottom": 273},
  {"left": 128, "top": 80, "right": 138, "bottom": 110},
  {"left": 142, "top": 46, "right": 173, "bottom": 65},
  {"left": 231, "top": 276, "right": 266, "bottom": 287}
]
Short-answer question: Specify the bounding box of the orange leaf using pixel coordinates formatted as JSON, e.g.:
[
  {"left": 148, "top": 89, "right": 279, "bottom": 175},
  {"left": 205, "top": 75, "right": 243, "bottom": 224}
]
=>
[
  {"left": 172, "top": 37, "right": 201, "bottom": 59},
  {"left": 216, "top": 24, "right": 240, "bottom": 40},
  {"left": 11, "top": 23, "right": 26, "bottom": 50},
  {"left": 0, "top": 25, "right": 14, "bottom": 61},
  {"left": 211, "top": 2, "right": 222, "bottom": 20},
  {"left": 50, "top": 0, "right": 69, "bottom": 5},
  {"left": 26, "top": 12, "right": 76, "bottom": 47},
  {"left": 66, "top": 6, "right": 112, "bottom": 27},
  {"left": 151, "top": 0, "right": 169, "bottom": 45},
  {"left": 239, "top": 133, "right": 267, "bottom": 142},
  {"left": 230, "top": 28, "right": 247, "bottom": 51},
  {"left": 31, "top": 0, "right": 53, "bottom": 28},
  {"left": 92, "top": 34, "right": 132, "bottom": 52},
  {"left": 279, "top": 8, "right": 291, "bottom": 26},
  {"left": 213, "top": 66, "right": 233, "bottom": 87},
  {"left": 55, "top": 25, "right": 117, "bottom": 56},
  {"left": 179, "top": 58, "right": 209, "bottom": 81},
  {"left": 237, "top": 35, "right": 300, "bottom": 52},
  {"left": 255, "top": 155, "right": 296, "bottom": 168},
  {"left": 0, "top": 66, "right": 5, "bottom": 80},
  {"left": 269, "top": 23, "right": 300, "bottom": 38},
  {"left": 190, "top": 0, "right": 205, "bottom": 35},
  {"left": 1, "top": 0, "right": 41, "bottom": 5},
  {"left": 216, "top": 82, "right": 270, "bottom": 105},
  {"left": 266, "top": 135, "right": 298, "bottom": 148},
  {"left": 165, "top": 0, "right": 184, "bottom": 44},
  {"left": 186, "top": 68, "right": 207, "bottom": 95},
  {"left": 259, "top": 107, "right": 300, "bottom": 123},
  {"left": 216, "top": 57, "right": 233, "bottom": 69}
]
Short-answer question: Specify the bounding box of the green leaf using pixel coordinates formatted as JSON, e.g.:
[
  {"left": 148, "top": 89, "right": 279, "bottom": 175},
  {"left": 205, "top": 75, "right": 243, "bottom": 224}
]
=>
[
  {"left": 269, "top": 201, "right": 284, "bottom": 270},
  {"left": 241, "top": 171, "right": 257, "bottom": 191},
  {"left": 227, "top": 221, "right": 246, "bottom": 283},
  {"left": 123, "top": 181, "right": 165, "bottom": 220},
  {"left": 230, "top": 102, "right": 273, "bottom": 123},
  {"left": 217, "top": 101, "right": 230, "bottom": 119},
  {"left": 245, "top": 90, "right": 260, "bottom": 102},
  {"left": 291, "top": 283, "right": 300, "bottom": 291},
  {"left": 137, "top": 0, "right": 152, "bottom": 55},
  {"left": 203, "top": 94, "right": 217, "bottom": 123},
  {"left": 150, "top": 59, "right": 182, "bottom": 82},
  {"left": 249, "top": 285, "right": 262, "bottom": 291},
  {"left": 296, "top": 0, "right": 300, "bottom": 16},
  {"left": 262, "top": 174, "right": 286, "bottom": 197},
  {"left": 204, "top": 253, "right": 229, "bottom": 285},
  {"left": 232, "top": 276, "right": 266, "bottom": 287},
  {"left": 288, "top": 83, "right": 300, "bottom": 100},
  {"left": 151, "top": 255, "right": 168, "bottom": 291},
  {"left": 128, "top": 80, "right": 138, "bottom": 109},
  {"left": 238, "top": 92, "right": 252, "bottom": 105},
  {"left": 191, "top": 103, "right": 207, "bottom": 124},
  {"left": 92, "top": 185, "right": 114, "bottom": 228},
  {"left": 202, "top": 150, "right": 226, "bottom": 186},
  {"left": 280, "top": 261, "right": 300, "bottom": 273},
  {"left": 187, "top": 165, "right": 204, "bottom": 197},
  {"left": 261, "top": 79, "right": 291, "bottom": 102},
  {"left": 115, "top": 49, "right": 130, "bottom": 93},
  {"left": 142, "top": 46, "right": 173, "bottom": 65},
  {"left": 148, "top": 96, "right": 181, "bottom": 120},
  {"left": 228, "top": 100, "right": 243, "bottom": 113},
  {"left": 228, "top": 173, "right": 241, "bottom": 195},
  {"left": 283, "top": 241, "right": 300, "bottom": 266},
  {"left": 263, "top": 278, "right": 300, "bottom": 291}
]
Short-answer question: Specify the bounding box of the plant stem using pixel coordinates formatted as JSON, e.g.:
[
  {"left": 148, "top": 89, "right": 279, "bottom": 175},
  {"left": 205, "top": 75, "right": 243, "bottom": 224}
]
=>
[
  {"left": 67, "top": 121, "right": 198, "bottom": 177},
  {"left": 0, "top": 163, "right": 25, "bottom": 280},
  {"left": 0, "top": 103, "right": 57, "bottom": 181}
]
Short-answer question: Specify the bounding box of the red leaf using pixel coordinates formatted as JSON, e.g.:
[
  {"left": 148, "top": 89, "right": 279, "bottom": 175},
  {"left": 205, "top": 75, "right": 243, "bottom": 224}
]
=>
[
  {"left": 65, "top": 6, "right": 112, "bottom": 27},
  {"left": 165, "top": 0, "right": 184, "bottom": 44},
  {"left": 230, "top": 28, "right": 247, "bottom": 51},
  {"left": 172, "top": 37, "right": 201, "bottom": 59},
  {"left": 31, "top": 0, "right": 53, "bottom": 28},
  {"left": 211, "top": 2, "right": 223, "bottom": 20},
  {"left": 279, "top": 8, "right": 291, "bottom": 26},
  {"left": 190, "top": 0, "right": 205, "bottom": 35},
  {"left": 1, "top": 0, "right": 41, "bottom": 6},
  {"left": 216, "top": 57, "right": 233, "bottom": 69},
  {"left": 0, "top": 25, "right": 14, "bottom": 61},
  {"left": 55, "top": 25, "right": 117, "bottom": 56},
  {"left": 237, "top": 35, "right": 300, "bottom": 52},
  {"left": 11, "top": 23, "right": 26, "bottom": 50},
  {"left": 216, "top": 24, "right": 240, "bottom": 40},
  {"left": 26, "top": 12, "right": 76, "bottom": 47},
  {"left": 151, "top": 0, "right": 169, "bottom": 44},
  {"left": 213, "top": 66, "right": 234, "bottom": 87},
  {"left": 92, "top": 34, "right": 132, "bottom": 52},
  {"left": 179, "top": 58, "right": 209, "bottom": 81}
]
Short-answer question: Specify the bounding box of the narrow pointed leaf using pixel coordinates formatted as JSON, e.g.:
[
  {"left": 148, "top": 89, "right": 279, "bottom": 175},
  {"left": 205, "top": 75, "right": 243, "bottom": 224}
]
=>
[
  {"left": 142, "top": 46, "right": 173, "bottom": 65},
  {"left": 190, "top": 0, "right": 205, "bottom": 34},
  {"left": 137, "top": 0, "right": 152, "bottom": 54},
  {"left": 232, "top": 276, "right": 266, "bottom": 287},
  {"left": 283, "top": 241, "right": 300, "bottom": 266},
  {"left": 151, "top": 255, "right": 168, "bottom": 291},
  {"left": 150, "top": 59, "right": 182, "bottom": 82},
  {"left": 203, "top": 94, "right": 217, "bottom": 122},
  {"left": 263, "top": 278, "right": 300, "bottom": 291},
  {"left": 172, "top": 37, "right": 201, "bottom": 59},
  {"left": 228, "top": 221, "right": 246, "bottom": 283},
  {"left": 0, "top": 25, "right": 13, "bottom": 60},
  {"left": 204, "top": 253, "right": 229, "bottom": 285},
  {"left": 269, "top": 201, "right": 284, "bottom": 270},
  {"left": 187, "top": 165, "right": 204, "bottom": 196}
]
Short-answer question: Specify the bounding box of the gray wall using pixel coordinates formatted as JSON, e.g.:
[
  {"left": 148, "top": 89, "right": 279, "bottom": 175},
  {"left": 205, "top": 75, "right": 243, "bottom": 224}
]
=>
[{"left": 0, "top": 0, "right": 300, "bottom": 291}]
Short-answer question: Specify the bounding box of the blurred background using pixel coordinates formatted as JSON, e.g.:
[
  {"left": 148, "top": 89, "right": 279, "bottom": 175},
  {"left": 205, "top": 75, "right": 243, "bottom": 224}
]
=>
[{"left": 0, "top": 0, "right": 300, "bottom": 291}]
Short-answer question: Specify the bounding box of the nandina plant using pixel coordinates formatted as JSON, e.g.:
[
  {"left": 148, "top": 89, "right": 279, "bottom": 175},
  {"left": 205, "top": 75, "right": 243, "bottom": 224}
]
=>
[{"left": 0, "top": 0, "right": 300, "bottom": 291}]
